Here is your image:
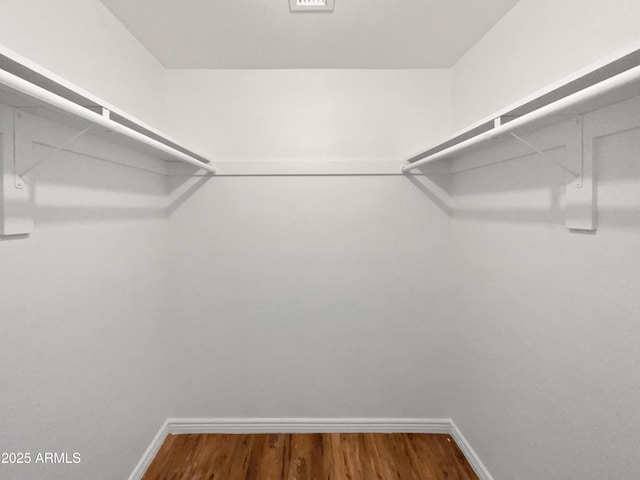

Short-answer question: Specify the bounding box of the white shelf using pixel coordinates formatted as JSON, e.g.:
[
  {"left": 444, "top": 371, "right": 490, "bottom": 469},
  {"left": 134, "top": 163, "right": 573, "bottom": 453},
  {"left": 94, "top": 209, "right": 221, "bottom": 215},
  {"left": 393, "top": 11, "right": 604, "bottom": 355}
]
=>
[
  {"left": 0, "top": 46, "right": 215, "bottom": 174},
  {"left": 404, "top": 43, "right": 640, "bottom": 171},
  {"left": 403, "top": 42, "right": 640, "bottom": 233}
]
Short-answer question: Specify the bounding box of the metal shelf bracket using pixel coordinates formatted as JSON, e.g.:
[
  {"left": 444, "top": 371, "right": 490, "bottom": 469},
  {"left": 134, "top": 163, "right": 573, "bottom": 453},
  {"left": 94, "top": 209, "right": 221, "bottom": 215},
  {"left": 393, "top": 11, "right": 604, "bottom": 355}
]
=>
[
  {"left": 14, "top": 109, "right": 94, "bottom": 189},
  {"left": 508, "top": 129, "right": 581, "bottom": 179}
]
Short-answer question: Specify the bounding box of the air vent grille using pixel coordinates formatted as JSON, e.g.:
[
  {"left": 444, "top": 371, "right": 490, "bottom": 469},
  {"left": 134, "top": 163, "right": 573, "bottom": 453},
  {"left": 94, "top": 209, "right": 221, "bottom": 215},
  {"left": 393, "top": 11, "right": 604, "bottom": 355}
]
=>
[{"left": 289, "top": 0, "right": 335, "bottom": 12}]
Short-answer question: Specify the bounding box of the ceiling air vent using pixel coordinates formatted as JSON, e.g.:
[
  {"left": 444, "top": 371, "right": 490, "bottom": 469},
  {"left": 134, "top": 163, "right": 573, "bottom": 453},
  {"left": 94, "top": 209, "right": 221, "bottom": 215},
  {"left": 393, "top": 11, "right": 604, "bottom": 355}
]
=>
[{"left": 289, "top": 0, "right": 335, "bottom": 13}]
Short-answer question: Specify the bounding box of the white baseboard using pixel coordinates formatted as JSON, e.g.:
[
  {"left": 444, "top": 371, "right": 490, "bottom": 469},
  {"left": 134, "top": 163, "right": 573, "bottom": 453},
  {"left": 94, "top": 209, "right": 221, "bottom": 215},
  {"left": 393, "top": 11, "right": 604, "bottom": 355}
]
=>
[
  {"left": 449, "top": 420, "right": 495, "bottom": 480},
  {"left": 167, "top": 417, "right": 451, "bottom": 434},
  {"left": 130, "top": 417, "right": 493, "bottom": 480},
  {"left": 128, "top": 419, "right": 168, "bottom": 480}
]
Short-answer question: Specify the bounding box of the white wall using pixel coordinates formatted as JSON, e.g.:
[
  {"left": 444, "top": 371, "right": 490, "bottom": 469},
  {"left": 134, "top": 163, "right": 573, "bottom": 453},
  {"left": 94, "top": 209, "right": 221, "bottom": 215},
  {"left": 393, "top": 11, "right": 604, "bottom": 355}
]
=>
[
  {"left": 0, "top": 114, "right": 173, "bottom": 480},
  {"left": 0, "top": 0, "right": 166, "bottom": 129},
  {"left": 166, "top": 70, "right": 453, "bottom": 418},
  {"left": 448, "top": 5, "right": 640, "bottom": 478},
  {"left": 164, "top": 69, "right": 451, "bottom": 160},
  {"left": 168, "top": 175, "right": 453, "bottom": 418},
  {"left": 448, "top": 92, "right": 640, "bottom": 480},
  {"left": 0, "top": 4, "right": 173, "bottom": 478},
  {"left": 452, "top": 0, "right": 640, "bottom": 129}
]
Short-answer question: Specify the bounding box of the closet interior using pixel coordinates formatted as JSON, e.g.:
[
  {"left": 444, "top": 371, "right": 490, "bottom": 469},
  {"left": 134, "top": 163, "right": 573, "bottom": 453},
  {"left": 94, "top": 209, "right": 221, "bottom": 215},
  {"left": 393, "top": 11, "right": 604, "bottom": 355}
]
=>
[{"left": 1, "top": 2, "right": 639, "bottom": 480}]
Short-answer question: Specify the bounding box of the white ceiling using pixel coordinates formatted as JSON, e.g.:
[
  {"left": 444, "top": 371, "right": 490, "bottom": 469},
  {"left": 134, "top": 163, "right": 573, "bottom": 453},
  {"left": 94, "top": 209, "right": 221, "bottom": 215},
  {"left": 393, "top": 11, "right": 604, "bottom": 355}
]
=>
[{"left": 99, "top": 0, "right": 520, "bottom": 69}]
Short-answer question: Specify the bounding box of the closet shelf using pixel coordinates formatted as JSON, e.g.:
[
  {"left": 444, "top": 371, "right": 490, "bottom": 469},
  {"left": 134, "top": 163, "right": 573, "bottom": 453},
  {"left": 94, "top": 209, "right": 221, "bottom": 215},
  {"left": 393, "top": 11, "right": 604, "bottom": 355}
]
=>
[
  {"left": 403, "top": 45, "right": 640, "bottom": 171},
  {"left": 0, "top": 47, "right": 216, "bottom": 174}
]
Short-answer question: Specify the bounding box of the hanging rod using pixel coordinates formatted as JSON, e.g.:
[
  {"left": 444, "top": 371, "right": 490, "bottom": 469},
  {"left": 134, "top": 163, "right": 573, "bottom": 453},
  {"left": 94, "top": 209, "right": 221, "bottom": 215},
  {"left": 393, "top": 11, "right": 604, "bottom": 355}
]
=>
[
  {"left": 0, "top": 65, "right": 216, "bottom": 175},
  {"left": 403, "top": 50, "right": 640, "bottom": 172}
]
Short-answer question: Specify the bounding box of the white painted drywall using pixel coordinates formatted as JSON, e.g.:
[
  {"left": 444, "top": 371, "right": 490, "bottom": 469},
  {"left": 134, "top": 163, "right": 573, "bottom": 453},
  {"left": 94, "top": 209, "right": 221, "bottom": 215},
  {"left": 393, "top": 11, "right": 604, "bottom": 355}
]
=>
[
  {"left": 448, "top": 5, "right": 640, "bottom": 478},
  {"left": 164, "top": 70, "right": 454, "bottom": 418},
  {"left": 452, "top": 0, "right": 640, "bottom": 129},
  {"left": 0, "top": 5, "right": 173, "bottom": 477},
  {"left": 167, "top": 174, "right": 453, "bottom": 418},
  {"left": 448, "top": 96, "right": 640, "bottom": 480},
  {"left": 0, "top": 0, "right": 166, "bottom": 128},
  {"left": 163, "top": 69, "right": 451, "bottom": 161},
  {"left": 0, "top": 94, "right": 173, "bottom": 480}
]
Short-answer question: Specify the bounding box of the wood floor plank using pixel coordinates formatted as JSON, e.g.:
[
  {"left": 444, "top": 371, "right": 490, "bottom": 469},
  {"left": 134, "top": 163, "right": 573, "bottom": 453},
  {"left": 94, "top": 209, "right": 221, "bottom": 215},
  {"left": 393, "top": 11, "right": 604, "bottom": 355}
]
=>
[
  {"left": 283, "top": 433, "right": 325, "bottom": 480},
  {"left": 246, "top": 434, "right": 286, "bottom": 480},
  {"left": 404, "top": 433, "right": 442, "bottom": 480},
  {"left": 142, "top": 433, "right": 479, "bottom": 480}
]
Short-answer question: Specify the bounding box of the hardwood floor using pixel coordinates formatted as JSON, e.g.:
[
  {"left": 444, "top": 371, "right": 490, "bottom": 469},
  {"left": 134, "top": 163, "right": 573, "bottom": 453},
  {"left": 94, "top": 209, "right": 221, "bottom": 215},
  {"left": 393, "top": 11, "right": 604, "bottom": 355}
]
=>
[{"left": 142, "top": 433, "right": 479, "bottom": 480}]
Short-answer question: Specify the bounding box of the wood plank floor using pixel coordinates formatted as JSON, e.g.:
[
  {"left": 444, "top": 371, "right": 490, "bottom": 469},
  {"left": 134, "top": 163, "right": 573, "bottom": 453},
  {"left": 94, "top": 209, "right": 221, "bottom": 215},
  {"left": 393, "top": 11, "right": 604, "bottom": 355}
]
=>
[{"left": 142, "top": 433, "right": 479, "bottom": 480}]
